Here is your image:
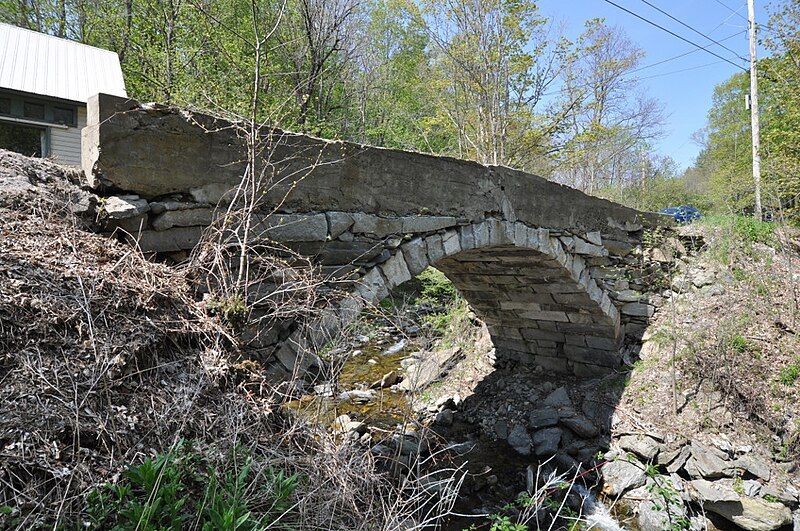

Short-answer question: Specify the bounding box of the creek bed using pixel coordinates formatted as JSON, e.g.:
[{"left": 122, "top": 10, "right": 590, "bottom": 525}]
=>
[{"left": 285, "top": 337, "right": 417, "bottom": 430}]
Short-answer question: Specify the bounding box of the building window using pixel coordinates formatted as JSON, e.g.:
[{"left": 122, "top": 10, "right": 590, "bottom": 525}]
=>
[
  {"left": 52, "top": 106, "right": 75, "bottom": 126},
  {"left": 0, "top": 93, "right": 78, "bottom": 127},
  {"left": 23, "top": 101, "right": 45, "bottom": 120},
  {"left": 0, "top": 122, "right": 44, "bottom": 157}
]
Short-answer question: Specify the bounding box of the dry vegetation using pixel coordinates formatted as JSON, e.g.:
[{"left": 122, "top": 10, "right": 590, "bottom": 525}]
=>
[
  {"left": 0, "top": 151, "right": 462, "bottom": 530},
  {"left": 621, "top": 216, "right": 800, "bottom": 461}
]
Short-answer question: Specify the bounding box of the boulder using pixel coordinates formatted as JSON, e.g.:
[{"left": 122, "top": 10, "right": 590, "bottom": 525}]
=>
[
  {"left": 370, "top": 370, "right": 400, "bottom": 389},
  {"left": 734, "top": 454, "right": 773, "bottom": 482},
  {"left": 532, "top": 428, "right": 562, "bottom": 457},
  {"left": 332, "top": 414, "right": 367, "bottom": 435},
  {"left": 255, "top": 213, "right": 328, "bottom": 242},
  {"left": 620, "top": 302, "right": 655, "bottom": 317},
  {"left": 689, "top": 515, "right": 722, "bottom": 531},
  {"left": 326, "top": 212, "right": 354, "bottom": 238},
  {"left": 580, "top": 391, "right": 610, "bottom": 429},
  {"left": 338, "top": 390, "right": 376, "bottom": 403},
  {"left": 554, "top": 452, "right": 580, "bottom": 473},
  {"left": 743, "top": 480, "right": 763, "bottom": 498},
  {"left": 103, "top": 195, "right": 149, "bottom": 219},
  {"left": 761, "top": 481, "right": 799, "bottom": 505},
  {"left": 692, "top": 269, "right": 716, "bottom": 288},
  {"left": 585, "top": 231, "right": 602, "bottom": 245},
  {"left": 601, "top": 457, "right": 646, "bottom": 496},
  {"left": 528, "top": 406, "right": 559, "bottom": 429},
  {"left": 494, "top": 420, "right": 509, "bottom": 439},
  {"left": 689, "top": 479, "right": 739, "bottom": 503},
  {"left": 507, "top": 425, "right": 532, "bottom": 456},
  {"left": 151, "top": 207, "right": 214, "bottom": 230},
  {"left": 391, "top": 436, "right": 420, "bottom": 457},
  {"left": 649, "top": 247, "right": 672, "bottom": 263},
  {"left": 559, "top": 413, "right": 599, "bottom": 439},
  {"left": 638, "top": 485, "right": 688, "bottom": 531},
  {"left": 351, "top": 213, "right": 403, "bottom": 237},
  {"left": 543, "top": 387, "right": 572, "bottom": 409},
  {"left": 705, "top": 498, "right": 792, "bottom": 531},
  {"left": 189, "top": 182, "right": 236, "bottom": 205},
  {"left": 434, "top": 409, "right": 453, "bottom": 427},
  {"left": 618, "top": 434, "right": 662, "bottom": 462},
  {"left": 684, "top": 443, "right": 735, "bottom": 479},
  {"left": 400, "top": 215, "right": 459, "bottom": 233},
  {"left": 665, "top": 446, "right": 692, "bottom": 473},
  {"left": 613, "top": 289, "right": 643, "bottom": 303},
  {"left": 671, "top": 275, "right": 693, "bottom": 292},
  {"left": 574, "top": 239, "right": 607, "bottom": 257}
]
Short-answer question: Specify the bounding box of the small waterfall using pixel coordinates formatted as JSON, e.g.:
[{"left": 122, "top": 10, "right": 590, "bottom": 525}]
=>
[{"left": 573, "top": 485, "right": 625, "bottom": 531}]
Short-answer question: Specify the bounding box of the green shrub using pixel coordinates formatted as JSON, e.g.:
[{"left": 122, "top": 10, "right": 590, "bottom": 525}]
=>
[
  {"left": 488, "top": 515, "right": 528, "bottom": 531},
  {"left": 778, "top": 361, "right": 800, "bottom": 386},
  {"left": 424, "top": 298, "right": 470, "bottom": 344},
  {"left": 731, "top": 267, "right": 749, "bottom": 282},
  {"left": 732, "top": 216, "right": 775, "bottom": 245},
  {"left": 729, "top": 334, "right": 752, "bottom": 354},
  {"left": 417, "top": 267, "right": 456, "bottom": 304},
  {"left": 206, "top": 294, "right": 249, "bottom": 326},
  {"left": 700, "top": 215, "right": 777, "bottom": 263},
  {"left": 83, "top": 441, "right": 299, "bottom": 531}
]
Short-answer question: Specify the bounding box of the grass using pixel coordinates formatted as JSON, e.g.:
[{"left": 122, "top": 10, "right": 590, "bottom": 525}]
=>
[
  {"left": 81, "top": 440, "right": 299, "bottom": 531},
  {"left": 698, "top": 214, "right": 777, "bottom": 264},
  {"left": 728, "top": 334, "right": 755, "bottom": 354},
  {"left": 417, "top": 267, "right": 458, "bottom": 304},
  {"left": 778, "top": 360, "right": 800, "bottom": 386}
]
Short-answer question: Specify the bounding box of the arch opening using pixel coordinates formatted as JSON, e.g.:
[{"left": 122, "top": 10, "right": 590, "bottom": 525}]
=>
[
  {"left": 435, "top": 245, "right": 620, "bottom": 377},
  {"left": 336, "top": 219, "right": 624, "bottom": 379}
]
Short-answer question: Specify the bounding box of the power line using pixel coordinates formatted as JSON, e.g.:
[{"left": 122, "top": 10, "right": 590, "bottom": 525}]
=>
[
  {"left": 540, "top": 32, "right": 743, "bottom": 98},
  {"left": 711, "top": 0, "right": 748, "bottom": 22},
  {"left": 633, "top": 30, "right": 744, "bottom": 74},
  {"left": 599, "top": 0, "right": 748, "bottom": 71},
  {"left": 638, "top": 60, "right": 726, "bottom": 80},
  {"left": 708, "top": 10, "right": 747, "bottom": 34},
  {"left": 637, "top": 0, "right": 748, "bottom": 62},
  {"left": 709, "top": 0, "right": 782, "bottom": 40}
]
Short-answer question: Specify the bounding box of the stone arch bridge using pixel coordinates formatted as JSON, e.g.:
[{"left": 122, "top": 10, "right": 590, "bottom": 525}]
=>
[{"left": 81, "top": 94, "right": 673, "bottom": 379}]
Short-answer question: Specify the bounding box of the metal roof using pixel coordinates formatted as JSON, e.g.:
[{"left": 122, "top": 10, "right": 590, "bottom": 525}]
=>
[{"left": 0, "top": 23, "right": 127, "bottom": 104}]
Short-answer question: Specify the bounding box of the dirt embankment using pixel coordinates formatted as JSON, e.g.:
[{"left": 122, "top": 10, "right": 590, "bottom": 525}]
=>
[{"left": 0, "top": 151, "right": 450, "bottom": 530}]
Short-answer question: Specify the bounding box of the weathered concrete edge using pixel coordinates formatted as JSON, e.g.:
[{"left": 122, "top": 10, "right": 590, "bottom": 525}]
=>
[{"left": 82, "top": 93, "right": 673, "bottom": 234}]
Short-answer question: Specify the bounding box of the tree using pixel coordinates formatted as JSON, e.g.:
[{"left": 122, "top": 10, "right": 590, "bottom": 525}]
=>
[
  {"left": 760, "top": 0, "right": 800, "bottom": 220},
  {"left": 554, "top": 19, "right": 665, "bottom": 193},
  {"left": 686, "top": 73, "right": 754, "bottom": 213},
  {"left": 276, "top": 0, "right": 360, "bottom": 133},
  {"left": 347, "top": 0, "right": 443, "bottom": 151},
  {"left": 417, "top": 0, "right": 578, "bottom": 170},
  {"left": 683, "top": 0, "right": 800, "bottom": 221}
]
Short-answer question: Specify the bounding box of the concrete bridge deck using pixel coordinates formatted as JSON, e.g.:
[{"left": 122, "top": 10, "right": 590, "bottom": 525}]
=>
[{"left": 81, "top": 93, "right": 673, "bottom": 379}]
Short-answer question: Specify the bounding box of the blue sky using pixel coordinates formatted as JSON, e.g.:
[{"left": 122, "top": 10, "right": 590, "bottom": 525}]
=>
[{"left": 539, "top": 0, "right": 773, "bottom": 170}]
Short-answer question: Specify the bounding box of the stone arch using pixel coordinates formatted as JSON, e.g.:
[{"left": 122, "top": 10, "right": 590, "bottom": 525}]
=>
[{"left": 291, "top": 219, "right": 623, "bottom": 379}]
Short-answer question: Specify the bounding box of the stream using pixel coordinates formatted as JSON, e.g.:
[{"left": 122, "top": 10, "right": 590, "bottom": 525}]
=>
[
  {"left": 285, "top": 332, "right": 416, "bottom": 430},
  {"left": 285, "top": 326, "right": 628, "bottom": 530}
]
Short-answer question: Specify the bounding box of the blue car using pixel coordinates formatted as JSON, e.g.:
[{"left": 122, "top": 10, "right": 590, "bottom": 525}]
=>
[{"left": 659, "top": 205, "right": 702, "bottom": 223}]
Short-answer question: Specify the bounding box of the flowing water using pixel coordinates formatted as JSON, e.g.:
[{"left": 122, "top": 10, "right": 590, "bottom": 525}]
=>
[
  {"left": 285, "top": 332, "right": 628, "bottom": 530},
  {"left": 574, "top": 485, "right": 627, "bottom": 531},
  {"left": 285, "top": 336, "right": 415, "bottom": 430}
]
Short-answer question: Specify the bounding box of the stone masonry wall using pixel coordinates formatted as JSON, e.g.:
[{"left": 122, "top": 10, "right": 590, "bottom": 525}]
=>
[{"left": 81, "top": 93, "right": 677, "bottom": 380}]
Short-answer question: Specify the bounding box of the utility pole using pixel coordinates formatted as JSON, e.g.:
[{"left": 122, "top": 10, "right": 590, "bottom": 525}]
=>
[
  {"left": 747, "top": 0, "right": 763, "bottom": 221},
  {"left": 640, "top": 148, "right": 647, "bottom": 190}
]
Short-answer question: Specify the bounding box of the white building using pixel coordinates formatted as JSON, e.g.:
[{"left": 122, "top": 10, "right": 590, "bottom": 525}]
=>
[{"left": 0, "top": 23, "right": 127, "bottom": 166}]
